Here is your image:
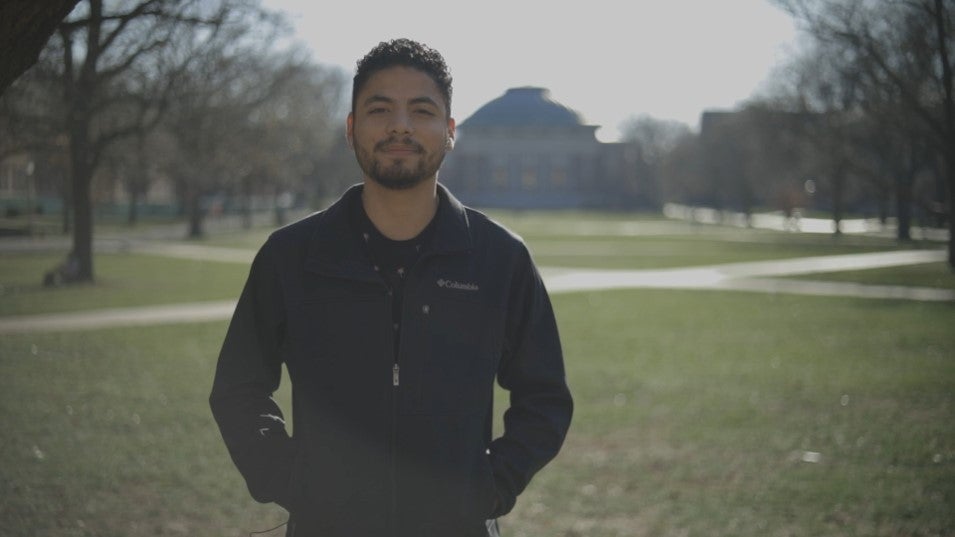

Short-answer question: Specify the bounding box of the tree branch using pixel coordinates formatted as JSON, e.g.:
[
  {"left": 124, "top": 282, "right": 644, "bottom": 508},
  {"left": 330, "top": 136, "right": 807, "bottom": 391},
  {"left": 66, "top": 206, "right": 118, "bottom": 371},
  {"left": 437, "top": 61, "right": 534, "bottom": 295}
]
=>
[{"left": 0, "top": 0, "right": 81, "bottom": 94}]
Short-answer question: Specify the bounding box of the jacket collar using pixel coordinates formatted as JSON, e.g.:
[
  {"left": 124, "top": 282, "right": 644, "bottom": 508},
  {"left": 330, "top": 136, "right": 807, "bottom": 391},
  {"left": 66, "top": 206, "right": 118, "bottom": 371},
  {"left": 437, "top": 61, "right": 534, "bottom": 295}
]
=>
[{"left": 305, "top": 182, "right": 472, "bottom": 280}]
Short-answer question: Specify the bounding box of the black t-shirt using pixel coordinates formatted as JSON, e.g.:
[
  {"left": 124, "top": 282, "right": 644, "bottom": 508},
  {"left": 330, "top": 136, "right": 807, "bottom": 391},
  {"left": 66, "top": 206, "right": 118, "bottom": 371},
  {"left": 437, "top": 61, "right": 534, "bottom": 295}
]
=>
[{"left": 349, "top": 193, "right": 440, "bottom": 355}]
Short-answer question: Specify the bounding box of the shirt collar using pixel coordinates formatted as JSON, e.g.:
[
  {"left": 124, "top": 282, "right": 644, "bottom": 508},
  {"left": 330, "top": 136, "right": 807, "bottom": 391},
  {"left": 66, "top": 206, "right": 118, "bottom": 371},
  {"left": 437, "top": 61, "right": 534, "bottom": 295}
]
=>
[{"left": 305, "top": 183, "right": 472, "bottom": 278}]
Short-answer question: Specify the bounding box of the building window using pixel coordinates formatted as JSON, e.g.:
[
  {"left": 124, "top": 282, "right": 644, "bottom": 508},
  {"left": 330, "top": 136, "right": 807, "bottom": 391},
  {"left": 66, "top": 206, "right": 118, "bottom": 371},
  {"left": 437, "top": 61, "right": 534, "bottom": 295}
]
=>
[
  {"left": 522, "top": 156, "right": 537, "bottom": 190},
  {"left": 552, "top": 167, "right": 568, "bottom": 187},
  {"left": 492, "top": 157, "right": 508, "bottom": 187}
]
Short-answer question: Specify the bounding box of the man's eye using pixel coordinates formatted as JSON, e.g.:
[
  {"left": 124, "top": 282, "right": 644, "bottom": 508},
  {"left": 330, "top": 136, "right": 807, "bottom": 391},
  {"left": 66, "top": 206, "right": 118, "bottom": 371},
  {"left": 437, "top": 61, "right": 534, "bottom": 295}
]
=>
[
  {"left": 368, "top": 108, "right": 387, "bottom": 114},
  {"left": 414, "top": 109, "right": 435, "bottom": 116}
]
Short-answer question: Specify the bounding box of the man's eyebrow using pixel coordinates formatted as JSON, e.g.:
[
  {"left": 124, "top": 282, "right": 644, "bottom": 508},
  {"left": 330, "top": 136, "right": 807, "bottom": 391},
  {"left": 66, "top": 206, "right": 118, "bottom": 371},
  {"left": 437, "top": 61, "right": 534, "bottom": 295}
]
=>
[
  {"left": 362, "top": 95, "right": 440, "bottom": 107},
  {"left": 408, "top": 96, "right": 439, "bottom": 107},
  {"left": 362, "top": 95, "right": 394, "bottom": 107}
]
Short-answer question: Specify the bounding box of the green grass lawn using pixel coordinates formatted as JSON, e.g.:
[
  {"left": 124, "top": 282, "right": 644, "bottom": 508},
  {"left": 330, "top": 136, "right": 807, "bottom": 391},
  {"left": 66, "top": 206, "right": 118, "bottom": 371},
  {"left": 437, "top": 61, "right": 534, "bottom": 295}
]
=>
[
  {"left": 0, "top": 322, "right": 288, "bottom": 537},
  {"left": 507, "top": 290, "right": 954, "bottom": 537},
  {"left": 0, "top": 289, "right": 951, "bottom": 536},
  {"left": 0, "top": 253, "right": 249, "bottom": 317},
  {"left": 0, "top": 212, "right": 952, "bottom": 536},
  {"left": 791, "top": 262, "right": 955, "bottom": 291}
]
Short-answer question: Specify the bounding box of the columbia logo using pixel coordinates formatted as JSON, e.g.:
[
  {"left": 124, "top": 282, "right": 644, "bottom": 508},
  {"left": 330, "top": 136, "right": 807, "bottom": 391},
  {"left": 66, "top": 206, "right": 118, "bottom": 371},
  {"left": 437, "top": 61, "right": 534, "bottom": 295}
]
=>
[{"left": 437, "top": 278, "right": 479, "bottom": 291}]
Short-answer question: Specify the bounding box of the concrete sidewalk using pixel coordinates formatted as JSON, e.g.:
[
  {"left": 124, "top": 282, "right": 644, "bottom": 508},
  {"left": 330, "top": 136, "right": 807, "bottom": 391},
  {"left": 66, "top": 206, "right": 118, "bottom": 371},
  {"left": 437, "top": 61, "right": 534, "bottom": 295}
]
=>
[
  {"left": 541, "top": 250, "right": 952, "bottom": 294},
  {"left": 2, "top": 249, "right": 951, "bottom": 334}
]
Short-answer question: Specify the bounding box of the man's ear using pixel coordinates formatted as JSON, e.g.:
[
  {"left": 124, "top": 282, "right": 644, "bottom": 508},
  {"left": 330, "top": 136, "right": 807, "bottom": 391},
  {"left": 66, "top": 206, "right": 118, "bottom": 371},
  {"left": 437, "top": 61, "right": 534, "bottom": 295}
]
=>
[
  {"left": 346, "top": 113, "right": 355, "bottom": 149},
  {"left": 446, "top": 117, "right": 456, "bottom": 150}
]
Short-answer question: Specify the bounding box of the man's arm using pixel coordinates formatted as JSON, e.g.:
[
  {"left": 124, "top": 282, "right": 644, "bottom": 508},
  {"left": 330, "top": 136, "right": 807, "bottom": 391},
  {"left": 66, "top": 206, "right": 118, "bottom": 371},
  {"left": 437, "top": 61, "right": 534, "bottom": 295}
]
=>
[
  {"left": 209, "top": 243, "right": 297, "bottom": 510},
  {"left": 488, "top": 246, "right": 573, "bottom": 517}
]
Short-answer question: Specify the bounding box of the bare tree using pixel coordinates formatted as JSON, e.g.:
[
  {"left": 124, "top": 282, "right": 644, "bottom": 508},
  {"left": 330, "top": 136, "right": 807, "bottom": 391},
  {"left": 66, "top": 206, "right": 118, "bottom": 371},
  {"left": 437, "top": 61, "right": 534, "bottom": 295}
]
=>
[
  {"left": 97, "top": 126, "right": 158, "bottom": 226},
  {"left": 700, "top": 110, "right": 761, "bottom": 218},
  {"left": 659, "top": 131, "right": 706, "bottom": 207},
  {"left": 776, "top": 38, "right": 867, "bottom": 234},
  {"left": 158, "top": 15, "right": 326, "bottom": 238},
  {"left": 739, "top": 104, "right": 817, "bottom": 219},
  {"left": 775, "top": 0, "right": 955, "bottom": 266},
  {"left": 6, "top": 0, "right": 347, "bottom": 272},
  {"left": 224, "top": 61, "right": 348, "bottom": 228},
  {"left": 620, "top": 115, "right": 691, "bottom": 167},
  {"left": 620, "top": 114, "right": 690, "bottom": 208},
  {"left": 0, "top": 38, "right": 74, "bottom": 234},
  {"left": 53, "top": 0, "right": 242, "bottom": 282}
]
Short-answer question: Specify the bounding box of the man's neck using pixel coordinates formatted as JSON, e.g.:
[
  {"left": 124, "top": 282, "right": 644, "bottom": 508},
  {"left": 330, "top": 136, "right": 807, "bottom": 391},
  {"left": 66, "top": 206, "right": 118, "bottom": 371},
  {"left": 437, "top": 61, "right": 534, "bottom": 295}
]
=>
[{"left": 361, "top": 178, "right": 439, "bottom": 241}]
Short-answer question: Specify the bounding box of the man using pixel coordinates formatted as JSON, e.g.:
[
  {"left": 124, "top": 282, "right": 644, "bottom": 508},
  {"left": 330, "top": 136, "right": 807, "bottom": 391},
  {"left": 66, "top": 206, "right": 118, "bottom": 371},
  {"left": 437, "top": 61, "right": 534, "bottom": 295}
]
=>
[{"left": 210, "top": 38, "right": 573, "bottom": 537}]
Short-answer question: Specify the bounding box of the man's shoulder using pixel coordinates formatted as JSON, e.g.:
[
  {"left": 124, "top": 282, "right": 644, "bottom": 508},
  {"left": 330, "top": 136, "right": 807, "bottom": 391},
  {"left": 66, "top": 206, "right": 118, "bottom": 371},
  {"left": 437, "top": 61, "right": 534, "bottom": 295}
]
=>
[
  {"left": 265, "top": 210, "right": 325, "bottom": 247},
  {"left": 264, "top": 185, "right": 358, "bottom": 248},
  {"left": 257, "top": 205, "right": 345, "bottom": 266},
  {"left": 463, "top": 206, "right": 526, "bottom": 252}
]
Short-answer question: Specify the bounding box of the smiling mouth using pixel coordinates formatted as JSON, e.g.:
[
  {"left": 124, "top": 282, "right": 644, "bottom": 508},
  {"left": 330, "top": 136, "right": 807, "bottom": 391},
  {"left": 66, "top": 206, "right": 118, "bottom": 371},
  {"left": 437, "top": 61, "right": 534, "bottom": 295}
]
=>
[
  {"left": 382, "top": 146, "right": 419, "bottom": 155},
  {"left": 376, "top": 139, "right": 423, "bottom": 155}
]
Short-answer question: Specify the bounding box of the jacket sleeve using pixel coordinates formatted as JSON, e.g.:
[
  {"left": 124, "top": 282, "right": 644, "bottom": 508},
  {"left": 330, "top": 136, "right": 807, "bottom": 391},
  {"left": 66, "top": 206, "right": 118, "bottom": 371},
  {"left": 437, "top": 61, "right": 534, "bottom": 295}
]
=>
[
  {"left": 488, "top": 245, "right": 573, "bottom": 517},
  {"left": 209, "top": 240, "right": 297, "bottom": 510}
]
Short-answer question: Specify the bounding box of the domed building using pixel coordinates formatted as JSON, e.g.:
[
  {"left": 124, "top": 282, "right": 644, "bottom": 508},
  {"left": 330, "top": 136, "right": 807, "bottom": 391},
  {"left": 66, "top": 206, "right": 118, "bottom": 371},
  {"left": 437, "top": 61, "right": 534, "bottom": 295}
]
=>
[{"left": 440, "top": 87, "right": 649, "bottom": 209}]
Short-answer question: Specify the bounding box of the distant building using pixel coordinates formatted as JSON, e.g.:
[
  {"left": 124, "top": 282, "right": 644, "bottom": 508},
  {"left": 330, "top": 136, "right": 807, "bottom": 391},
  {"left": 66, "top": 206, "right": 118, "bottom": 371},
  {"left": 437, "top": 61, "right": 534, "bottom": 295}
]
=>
[{"left": 441, "top": 87, "right": 649, "bottom": 210}]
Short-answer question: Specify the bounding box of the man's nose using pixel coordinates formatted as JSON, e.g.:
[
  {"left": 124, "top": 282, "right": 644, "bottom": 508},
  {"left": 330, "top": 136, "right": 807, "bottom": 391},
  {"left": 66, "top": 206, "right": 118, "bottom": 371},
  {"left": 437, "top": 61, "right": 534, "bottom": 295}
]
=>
[{"left": 388, "top": 110, "right": 413, "bottom": 135}]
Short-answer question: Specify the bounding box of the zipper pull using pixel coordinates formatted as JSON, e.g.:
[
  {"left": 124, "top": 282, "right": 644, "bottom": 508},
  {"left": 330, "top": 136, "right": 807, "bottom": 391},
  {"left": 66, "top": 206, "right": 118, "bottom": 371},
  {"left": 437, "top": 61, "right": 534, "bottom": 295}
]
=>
[{"left": 393, "top": 364, "right": 400, "bottom": 386}]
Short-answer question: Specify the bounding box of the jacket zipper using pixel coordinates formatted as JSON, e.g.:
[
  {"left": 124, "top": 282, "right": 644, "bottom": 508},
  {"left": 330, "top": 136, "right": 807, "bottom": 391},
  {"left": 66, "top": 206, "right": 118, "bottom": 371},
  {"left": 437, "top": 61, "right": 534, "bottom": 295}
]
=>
[
  {"left": 390, "top": 277, "right": 400, "bottom": 535},
  {"left": 391, "top": 363, "right": 399, "bottom": 535},
  {"left": 388, "top": 253, "right": 433, "bottom": 535}
]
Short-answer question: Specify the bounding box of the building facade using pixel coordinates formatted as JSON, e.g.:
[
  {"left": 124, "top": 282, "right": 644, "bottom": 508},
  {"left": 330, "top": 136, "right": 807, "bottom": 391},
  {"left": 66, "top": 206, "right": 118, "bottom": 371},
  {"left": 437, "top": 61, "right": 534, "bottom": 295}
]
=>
[{"left": 440, "top": 87, "right": 647, "bottom": 210}]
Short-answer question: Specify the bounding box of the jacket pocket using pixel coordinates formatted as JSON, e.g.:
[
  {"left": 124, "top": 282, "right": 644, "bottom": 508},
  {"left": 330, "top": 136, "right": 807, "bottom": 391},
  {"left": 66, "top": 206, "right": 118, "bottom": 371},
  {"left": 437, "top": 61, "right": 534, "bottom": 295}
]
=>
[{"left": 414, "top": 296, "right": 504, "bottom": 415}]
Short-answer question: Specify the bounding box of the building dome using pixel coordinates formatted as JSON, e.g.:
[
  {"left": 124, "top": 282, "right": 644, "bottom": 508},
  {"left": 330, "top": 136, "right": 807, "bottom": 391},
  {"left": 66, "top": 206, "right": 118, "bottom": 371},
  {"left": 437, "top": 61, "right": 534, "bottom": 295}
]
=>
[{"left": 460, "top": 87, "right": 584, "bottom": 128}]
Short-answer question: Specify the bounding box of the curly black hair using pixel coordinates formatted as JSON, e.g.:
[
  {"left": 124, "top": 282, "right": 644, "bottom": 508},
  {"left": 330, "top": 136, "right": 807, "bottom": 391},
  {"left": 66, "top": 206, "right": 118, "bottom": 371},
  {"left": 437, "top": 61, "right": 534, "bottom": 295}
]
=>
[{"left": 352, "top": 38, "right": 453, "bottom": 116}]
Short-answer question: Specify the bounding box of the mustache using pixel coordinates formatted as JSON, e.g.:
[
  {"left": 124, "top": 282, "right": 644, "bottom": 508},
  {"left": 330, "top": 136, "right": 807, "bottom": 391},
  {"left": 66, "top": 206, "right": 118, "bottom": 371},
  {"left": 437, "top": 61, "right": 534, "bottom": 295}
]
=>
[{"left": 375, "top": 137, "right": 424, "bottom": 152}]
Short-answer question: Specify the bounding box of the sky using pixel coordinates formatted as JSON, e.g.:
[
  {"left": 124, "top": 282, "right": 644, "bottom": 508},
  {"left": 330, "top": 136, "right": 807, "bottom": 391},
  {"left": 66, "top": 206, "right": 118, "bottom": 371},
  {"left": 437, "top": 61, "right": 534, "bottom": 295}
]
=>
[{"left": 263, "top": 0, "right": 802, "bottom": 142}]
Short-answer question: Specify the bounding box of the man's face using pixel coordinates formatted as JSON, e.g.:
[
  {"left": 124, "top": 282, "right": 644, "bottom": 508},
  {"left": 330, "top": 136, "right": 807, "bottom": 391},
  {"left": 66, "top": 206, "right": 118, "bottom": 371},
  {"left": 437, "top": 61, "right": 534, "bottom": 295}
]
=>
[{"left": 347, "top": 66, "right": 455, "bottom": 190}]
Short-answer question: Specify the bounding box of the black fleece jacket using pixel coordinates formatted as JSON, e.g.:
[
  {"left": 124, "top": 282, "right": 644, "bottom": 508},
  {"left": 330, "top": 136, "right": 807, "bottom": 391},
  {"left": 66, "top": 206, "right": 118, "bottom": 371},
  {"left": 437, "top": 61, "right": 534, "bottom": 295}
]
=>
[{"left": 210, "top": 184, "right": 573, "bottom": 537}]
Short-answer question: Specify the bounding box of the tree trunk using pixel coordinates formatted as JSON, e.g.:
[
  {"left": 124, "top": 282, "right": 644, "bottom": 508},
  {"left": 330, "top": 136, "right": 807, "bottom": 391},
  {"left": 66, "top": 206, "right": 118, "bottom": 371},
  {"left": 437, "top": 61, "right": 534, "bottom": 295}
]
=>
[
  {"left": 127, "top": 133, "right": 146, "bottom": 226},
  {"left": 241, "top": 177, "right": 253, "bottom": 229},
  {"left": 61, "top": 185, "right": 71, "bottom": 234},
  {"left": 831, "top": 165, "right": 845, "bottom": 235},
  {"left": 896, "top": 177, "right": 912, "bottom": 241},
  {"left": 877, "top": 188, "right": 889, "bottom": 226},
  {"left": 896, "top": 169, "right": 914, "bottom": 241},
  {"left": 933, "top": 0, "right": 954, "bottom": 269},
  {"left": 68, "top": 115, "right": 93, "bottom": 281},
  {"left": 59, "top": 0, "right": 100, "bottom": 283},
  {"left": 127, "top": 186, "right": 140, "bottom": 226},
  {"left": 186, "top": 186, "right": 204, "bottom": 239},
  {"left": 948, "top": 158, "right": 954, "bottom": 271}
]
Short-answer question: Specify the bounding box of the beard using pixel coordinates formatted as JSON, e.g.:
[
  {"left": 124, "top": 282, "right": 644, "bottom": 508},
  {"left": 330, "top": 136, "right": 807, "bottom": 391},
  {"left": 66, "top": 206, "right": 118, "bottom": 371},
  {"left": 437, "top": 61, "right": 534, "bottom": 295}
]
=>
[{"left": 354, "top": 137, "right": 448, "bottom": 190}]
